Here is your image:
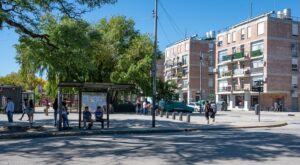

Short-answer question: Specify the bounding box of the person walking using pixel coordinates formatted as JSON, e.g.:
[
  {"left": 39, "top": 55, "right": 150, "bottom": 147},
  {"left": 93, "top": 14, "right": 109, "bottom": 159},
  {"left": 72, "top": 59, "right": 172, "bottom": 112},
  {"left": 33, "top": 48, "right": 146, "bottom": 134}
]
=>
[
  {"left": 210, "top": 102, "right": 217, "bottom": 122},
  {"left": 136, "top": 98, "right": 141, "bottom": 114},
  {"left": 274, "top": 101, "right": 278, "bottom": 112},
  {"left": 19, "top": 99, "right": 29, "bottom": 121},
  {"left": 27, "top": 99, "right": 35, "bottom": 125},
  {"left": 53, "top": 98, "right": 58, "bottom": 126},
  {"left": 204, "top": 100, "right": 211, "bottom": 124},
  {"left": 5, "top": 97, "right": 15, "bottom": 123},
  {"left": 44, "top": 98, "right": 49, "bottom": 116}
]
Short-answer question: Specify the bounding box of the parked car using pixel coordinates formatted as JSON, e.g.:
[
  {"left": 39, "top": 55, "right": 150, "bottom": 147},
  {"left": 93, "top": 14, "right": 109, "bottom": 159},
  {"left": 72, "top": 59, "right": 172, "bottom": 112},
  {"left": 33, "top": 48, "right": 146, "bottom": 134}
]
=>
[
  {"left": 187, "top": 102, "right": 200, "bottom": 112},
  {"left": 159, "top": 100, "right": 194, "bottom": 113}
]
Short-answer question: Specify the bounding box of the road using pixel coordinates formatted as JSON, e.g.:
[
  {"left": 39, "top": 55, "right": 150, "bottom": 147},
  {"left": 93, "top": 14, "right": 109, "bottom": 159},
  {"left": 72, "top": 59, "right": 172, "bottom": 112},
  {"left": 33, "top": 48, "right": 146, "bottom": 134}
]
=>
[{"left": 0, "top": 118, "right": 300, "bottom": 165}]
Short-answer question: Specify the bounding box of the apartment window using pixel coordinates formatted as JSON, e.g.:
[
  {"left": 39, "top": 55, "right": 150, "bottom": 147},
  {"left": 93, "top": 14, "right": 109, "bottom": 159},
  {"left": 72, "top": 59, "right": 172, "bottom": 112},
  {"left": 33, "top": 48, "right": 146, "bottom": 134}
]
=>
[
  {"left": 227, "top": 33, "right": 231, "bottom": 44},
  {"left": 209, "top": 43, "right": 214, "bottom": 49},
  {"left": 218, "top": 36, "right": 223, "bottom": 46},
  {"left": 292, "top": 23, "right": 299, "bottom": 36},
  {"left": 185, "top": 43, "right": 189, "bottom": 51},
  {"left": 251, "top": 41, "right": 264, "bottom": 51},
  {"left": 208, "top": 78, "right": 213, "bottom": 87},
  {"left": 292, "top": 43, "right": 299, "bottom": 57},
  {"left": 257, "top": 22, "right": 264, "bottom": 35},
  {"left": 241, "top": 28, "right": 245, "bottom": 40},
  {"left": 240, "top": 45, "right": 245, "bottom": 53},
  {"left": 292, "top": 76, "right": 298, "bottom": 88},
  {"left": 218, "top": 80, "right": 228, "bottom": 92},
  {"left": 232, "top": 32, "right": 236, "bottom": 42},
  {"left": 232, "top": 47, "right": 236, "bottom": 53},
  {"left": 292, "top": 64, "right": 298, "bottom": 71},
  {"left": 182, "top": 55, "right": 188, "bottom": 65},
  {"left": 218, "top": 50, "right": 227, "bottom": 62},
  {"left": 252, "top": 76, "right": 263, "bottom": 86},
  {"left": 183, "top": 79, "right": 188, "bottom": 88},
  {"left": 219, "top": 65, "right": 228, "bottom": 75},
  {"left": 247, "top": 27, "right": 252, "bottom": 38}
]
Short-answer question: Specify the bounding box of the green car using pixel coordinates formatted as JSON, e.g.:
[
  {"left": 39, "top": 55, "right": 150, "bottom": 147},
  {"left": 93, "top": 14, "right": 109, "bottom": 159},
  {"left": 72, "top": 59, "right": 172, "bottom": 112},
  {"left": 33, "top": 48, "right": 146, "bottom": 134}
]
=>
[{"left": 159, "top": 100, "right": 194, "bottom": 113}]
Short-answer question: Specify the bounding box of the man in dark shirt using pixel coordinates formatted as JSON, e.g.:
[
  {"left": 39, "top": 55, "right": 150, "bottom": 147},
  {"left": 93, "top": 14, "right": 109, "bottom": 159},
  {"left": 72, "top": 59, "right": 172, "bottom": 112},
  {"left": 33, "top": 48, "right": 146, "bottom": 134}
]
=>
[{"left": 83, "top": 106, "right": 93, "bottom": 129}]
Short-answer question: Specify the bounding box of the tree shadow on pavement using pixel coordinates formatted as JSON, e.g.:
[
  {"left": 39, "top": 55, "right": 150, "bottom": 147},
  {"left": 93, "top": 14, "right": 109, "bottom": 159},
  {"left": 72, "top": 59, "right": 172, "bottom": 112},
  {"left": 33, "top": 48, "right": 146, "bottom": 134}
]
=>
[{"left": 0, "top": 128, "right": 300, "bottom": 165}]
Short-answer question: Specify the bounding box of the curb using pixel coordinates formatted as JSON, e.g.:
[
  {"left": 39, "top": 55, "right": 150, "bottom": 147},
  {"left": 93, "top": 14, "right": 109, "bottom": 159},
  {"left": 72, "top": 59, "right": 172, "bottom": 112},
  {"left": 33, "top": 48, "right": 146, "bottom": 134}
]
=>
[{"left": 0, "top": 122, "right": 288, "bottom": 140}]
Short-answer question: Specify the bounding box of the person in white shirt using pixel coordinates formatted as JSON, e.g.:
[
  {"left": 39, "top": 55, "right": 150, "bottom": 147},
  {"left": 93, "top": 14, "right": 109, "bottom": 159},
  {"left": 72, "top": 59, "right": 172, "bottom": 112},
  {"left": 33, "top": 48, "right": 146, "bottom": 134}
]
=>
[{"left": 5, "top": 97, "right": 15, "bottom": 123}]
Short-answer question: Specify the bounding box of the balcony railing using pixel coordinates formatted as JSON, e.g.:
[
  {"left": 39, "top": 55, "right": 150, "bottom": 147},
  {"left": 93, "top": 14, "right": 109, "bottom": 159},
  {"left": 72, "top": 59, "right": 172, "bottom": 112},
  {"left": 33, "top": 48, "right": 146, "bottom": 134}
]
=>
[
  {"left": 233, "top": 69, "right": 244, "bottom": 75},
  {"left": 233, "top": 52, "right": 244, "bottom": 60},
  {"left": 219, "top": 86, "right": 232, "bottom": 92},
  {"left": 251, "top": 50, "right": 263, "bottom": 58},
  {"left": 220, "top": 70, "right": 232, "bottom": 77},
  {"left": 251, "top": 67, "right": 264, "bottom": 74},
  {"left": 221, "top": 55, "right": 232, "bottom": 62}
]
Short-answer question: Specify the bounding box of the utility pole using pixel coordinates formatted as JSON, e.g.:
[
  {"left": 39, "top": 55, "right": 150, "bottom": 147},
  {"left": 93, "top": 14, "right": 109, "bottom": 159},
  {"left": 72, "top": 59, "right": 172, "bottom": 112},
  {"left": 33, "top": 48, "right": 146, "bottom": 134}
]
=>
[{"left": 152, "top": 0, "right": 158, "bottom": 128}]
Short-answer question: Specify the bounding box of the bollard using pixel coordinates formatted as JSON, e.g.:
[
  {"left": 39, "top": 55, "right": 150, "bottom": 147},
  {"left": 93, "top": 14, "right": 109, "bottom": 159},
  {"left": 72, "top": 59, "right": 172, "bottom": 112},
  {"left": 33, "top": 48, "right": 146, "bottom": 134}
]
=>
[
  {"left": 186, "top": 114, "right": 191, "bottom": 122},
  {"left": 166, "top": 112, "right": 169, "bottom": 118},
  {"left": 179, "top": 112, "right": 183, "bottom": 121},
  {"left": 172, "top": 112, "right": 176, "bottom": 120},
  {"left": 160, "top": 111, "right": 163, "bottom": 117}
]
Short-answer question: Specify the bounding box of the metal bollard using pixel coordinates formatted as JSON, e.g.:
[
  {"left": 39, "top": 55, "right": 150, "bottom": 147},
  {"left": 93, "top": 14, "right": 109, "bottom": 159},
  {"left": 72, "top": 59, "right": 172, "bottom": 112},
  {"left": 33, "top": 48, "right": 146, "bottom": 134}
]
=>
[
  {"left": 186, "top": 114, "right": 191, "bottom": 122},
  {"left": 160, "top": 111, "right": 163, "bottom": 117},
  {"left": 172, "top": 112, "right": 176, "bottom": 120},
  {"left": 166, "top": 112, "right": 169, "bottom": 118},
  {"left": 179, "top": 112, "right": 183, "bottom": 121}
]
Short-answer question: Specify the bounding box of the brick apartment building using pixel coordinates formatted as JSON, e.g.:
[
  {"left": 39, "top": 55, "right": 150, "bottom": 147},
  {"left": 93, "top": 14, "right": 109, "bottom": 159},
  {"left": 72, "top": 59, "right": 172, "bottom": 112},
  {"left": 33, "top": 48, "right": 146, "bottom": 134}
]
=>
[
  {"left": 164, "top": 36, "right": 215, "bottom": 103},
  {"left": 215, "top": 9, "right": 300, "bottom": 111}
]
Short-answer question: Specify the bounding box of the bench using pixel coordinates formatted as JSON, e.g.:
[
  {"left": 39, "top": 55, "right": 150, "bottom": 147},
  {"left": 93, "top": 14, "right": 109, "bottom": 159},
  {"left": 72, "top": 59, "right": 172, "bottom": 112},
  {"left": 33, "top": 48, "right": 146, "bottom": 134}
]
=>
[{"left": 81, "top": 118, "right": 107, "bottom": 129}]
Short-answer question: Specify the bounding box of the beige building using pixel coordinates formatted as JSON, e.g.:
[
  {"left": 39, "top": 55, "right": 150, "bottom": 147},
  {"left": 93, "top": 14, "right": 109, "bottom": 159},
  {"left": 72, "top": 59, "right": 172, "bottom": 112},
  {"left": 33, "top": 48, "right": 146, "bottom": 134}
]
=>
[
  {"left": 164, "top": 36, "right": 215, "bottom": 103},
  {"left": 215, "top": 9, "right": 300, "bottom": 111}
]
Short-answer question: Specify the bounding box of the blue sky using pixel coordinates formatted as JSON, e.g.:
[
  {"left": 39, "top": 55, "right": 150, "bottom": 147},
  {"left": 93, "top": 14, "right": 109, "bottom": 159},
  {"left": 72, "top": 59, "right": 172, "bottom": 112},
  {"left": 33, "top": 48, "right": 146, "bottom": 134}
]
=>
[{"left": 0, "top": 0, "right": 299, "bottom": 77}]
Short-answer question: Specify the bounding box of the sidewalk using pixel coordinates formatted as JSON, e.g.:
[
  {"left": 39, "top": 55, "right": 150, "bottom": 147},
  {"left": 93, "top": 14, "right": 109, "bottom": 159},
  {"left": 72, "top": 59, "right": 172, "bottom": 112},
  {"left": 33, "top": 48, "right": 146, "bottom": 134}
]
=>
[{"left": 0, "top": 107, "right": 294, "bottom": 140}]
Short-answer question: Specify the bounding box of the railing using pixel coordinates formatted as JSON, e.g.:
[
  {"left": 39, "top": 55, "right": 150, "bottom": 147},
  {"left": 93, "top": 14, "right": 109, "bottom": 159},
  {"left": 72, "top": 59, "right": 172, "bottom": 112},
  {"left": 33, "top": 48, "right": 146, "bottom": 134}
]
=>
[
  {"left": 233, "top": 85, "right": 243, "bottom": 91},
  {"left": 251, "top": 50, "right": 263, "bottom": 57},
  {"left": 221, "top": 55, "right": 232, "bottom": 62},
  {"left": 233, "top": 69, "right": 244, "bottom": 75},
  {"left": 251, "top": 67, "right": 263, "bottom": 74},
  {"left": 219, "top": 86, "right": 232, "bottom": 92},
  {"left": 220, "top": 70, "right": 232, "bottom": 77},
  {"left": 233, "top": 52, "right": 244, "bottom": 59}
]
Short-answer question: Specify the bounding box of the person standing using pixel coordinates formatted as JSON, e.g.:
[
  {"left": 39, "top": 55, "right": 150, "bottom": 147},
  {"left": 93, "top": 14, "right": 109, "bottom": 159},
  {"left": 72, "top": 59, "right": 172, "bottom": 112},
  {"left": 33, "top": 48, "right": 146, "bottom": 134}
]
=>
[
  {"left": 61, "top": 101, "right": 70, "bottom": 129},
  {"left": 5, "top": 97, "right": 15, "bottom": 123},
  {"left": 44, "top": 98, "right": 49, "bottom": 116},
  {"left": 274, "top": 101, "right": 278, "bottom": 112},
  {"left": 143, "top": 99, "right": 148, "bottom": 115},
  {"left": 53, "top": 98, "right": 58, "bottom": 126},
  {"left": 136, "top": 98, "right": 141, "bottom": 114},
  {"left": 204, "top": 101, "right": 211, "bottom": 124}
]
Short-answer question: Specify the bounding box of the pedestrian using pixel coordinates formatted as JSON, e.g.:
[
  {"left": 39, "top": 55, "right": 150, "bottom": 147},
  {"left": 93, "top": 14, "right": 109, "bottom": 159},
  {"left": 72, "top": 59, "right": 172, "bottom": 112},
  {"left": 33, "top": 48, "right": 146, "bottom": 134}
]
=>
[
  {"left": 136, "top": 97, "right": 141, "bottom": 114},
  {"left": 61, "top": 101, "right": 70, "bottom": 129},
  {"left": 143, "top": 99, "right": 148, "bottom": 115},
  {"left": 44, "top": 98, "right": 49, "bottom": 116},
  {"left": 53, "top": 98, "right": 58, "bottom": 126},
  {"left": 26, "top": 99, "right": 35, "bottom": 125},
  {"left": 5, "top": 97, "right": 14, "bottom": 123},
  {"left": 19, "top": 99, "right": 29, "bottom": 121},
  {"left": 83, "top": 106, "right": 93, "bottom": 130},
  {"left": 274, "top": 101, "right": 278, "bottom": 112},
  {"left": 210, "top": 102, "right": 217, "bottom": 122},
  {"left": 204, "top": 100, "right": 211, "bottom": 124}
]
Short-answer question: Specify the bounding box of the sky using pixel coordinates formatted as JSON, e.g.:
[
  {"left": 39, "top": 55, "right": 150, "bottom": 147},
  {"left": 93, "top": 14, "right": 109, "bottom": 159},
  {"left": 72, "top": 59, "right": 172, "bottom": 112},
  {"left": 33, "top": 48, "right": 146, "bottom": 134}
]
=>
[{"left": 0, "top": 0, "right": 300, "bottom": 77}]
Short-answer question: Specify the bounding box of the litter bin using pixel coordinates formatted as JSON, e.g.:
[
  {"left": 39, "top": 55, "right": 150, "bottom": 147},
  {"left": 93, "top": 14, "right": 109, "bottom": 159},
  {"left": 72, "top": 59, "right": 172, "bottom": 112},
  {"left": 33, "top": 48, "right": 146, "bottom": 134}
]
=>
[{"left": 255, "top": 104, "right": 260, "bottom": 115}]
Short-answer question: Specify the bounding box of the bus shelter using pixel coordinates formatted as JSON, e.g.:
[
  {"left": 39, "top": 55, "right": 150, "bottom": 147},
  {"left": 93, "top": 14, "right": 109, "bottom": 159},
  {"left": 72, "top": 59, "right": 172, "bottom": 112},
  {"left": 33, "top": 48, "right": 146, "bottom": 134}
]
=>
[{"left": 57, "top": 82, "right": 133, "bottom": 131}]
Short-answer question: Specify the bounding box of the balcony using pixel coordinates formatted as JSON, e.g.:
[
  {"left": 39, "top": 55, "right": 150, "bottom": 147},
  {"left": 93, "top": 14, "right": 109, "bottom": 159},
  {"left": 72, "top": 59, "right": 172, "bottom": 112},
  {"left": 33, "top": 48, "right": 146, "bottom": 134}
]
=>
[
  {"left": 251, "top": 50, "right": 263, "bottom": 58},
  {"left": 219, "top": 86, "right": 232, "bottom": 92},
  {"left": 251, "top": 67, "right": 264, "bottom": 74},
  {"left": 232, "top": 52, "right": 244, "bottom": 60},
  {"left": 220, "top": 70, "right": 232, "bottom": 77},
  {"left": 243, "top": 84, "right": 251, "bottom": 91},
  {"left": 233, "top": 68, "right": 245, "bottom": 76},
  {"left": 233, "top": 84, "right": 243, "bottom": 91}
]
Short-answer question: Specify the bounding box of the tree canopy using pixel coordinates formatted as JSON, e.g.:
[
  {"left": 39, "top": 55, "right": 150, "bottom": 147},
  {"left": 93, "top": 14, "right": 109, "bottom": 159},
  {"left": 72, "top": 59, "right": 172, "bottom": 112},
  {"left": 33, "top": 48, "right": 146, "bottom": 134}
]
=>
[
  {"left": 0, "top": 0, "right": 116, "bottom": 47},
  {"left": 15, "top": 15, "right": 155, "bottom": 96}
]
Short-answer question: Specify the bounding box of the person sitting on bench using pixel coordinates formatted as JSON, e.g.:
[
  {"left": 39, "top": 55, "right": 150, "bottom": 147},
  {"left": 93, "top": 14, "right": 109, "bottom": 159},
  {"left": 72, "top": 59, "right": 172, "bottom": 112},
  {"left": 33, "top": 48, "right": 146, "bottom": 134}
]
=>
[
  {"left": 83, "top": 106, "right": 93, "bottom": 129},
  {"left": 95, "top": 106, "right": 103, "bottom": 121}
]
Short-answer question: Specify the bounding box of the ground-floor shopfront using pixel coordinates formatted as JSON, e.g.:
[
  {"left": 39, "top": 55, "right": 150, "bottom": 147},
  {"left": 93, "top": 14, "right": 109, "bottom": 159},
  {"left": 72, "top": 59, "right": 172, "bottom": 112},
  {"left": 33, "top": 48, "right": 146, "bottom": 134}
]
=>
[{"left": 216, "top": 92, "right": 299, "bottom": 111}]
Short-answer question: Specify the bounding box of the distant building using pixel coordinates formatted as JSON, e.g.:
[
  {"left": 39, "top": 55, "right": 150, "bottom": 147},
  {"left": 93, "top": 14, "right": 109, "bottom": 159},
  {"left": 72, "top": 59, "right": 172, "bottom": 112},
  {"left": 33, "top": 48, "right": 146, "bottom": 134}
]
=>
[
  {"left": 164, "top": 36, "right": 215, "bottom": 103},
  {"left": 215, "top": 9, "right": 300, "bottom": 111}
]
